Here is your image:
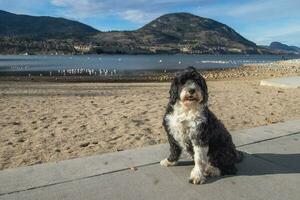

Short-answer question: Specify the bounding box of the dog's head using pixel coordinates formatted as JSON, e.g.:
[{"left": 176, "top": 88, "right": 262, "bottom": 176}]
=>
[{"left": 169, "top": 66, "right": 208, "bottom": 107}]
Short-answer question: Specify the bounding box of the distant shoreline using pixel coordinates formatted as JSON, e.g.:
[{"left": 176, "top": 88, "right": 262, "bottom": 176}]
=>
[
  {"left": 1, "top": 55, "right": 299, "bottom": 82},
  {"left": 0, "top": 52, "right": 294, "bottom": 56},
  {"left": 1, "top": 59, "right": 299, "bottom": 82}
]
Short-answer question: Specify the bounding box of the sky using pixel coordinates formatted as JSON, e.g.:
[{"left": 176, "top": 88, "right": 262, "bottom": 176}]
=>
[{"left": 0, "top": 0, "right": 299, "bottom": 46}]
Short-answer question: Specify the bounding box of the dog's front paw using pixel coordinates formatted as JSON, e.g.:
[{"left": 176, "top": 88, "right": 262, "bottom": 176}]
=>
[
  {"left": 189, "top": 167, "right": 206, "bottom": 184},
  {"left": 189, "top": 175, "right": 206, "bottom": 185},
  {"left": 160, "top": 158, "right": 177, "bottom": 167},
  {"left": 204, "top": 164, "right": 221, "bottom": 177}
]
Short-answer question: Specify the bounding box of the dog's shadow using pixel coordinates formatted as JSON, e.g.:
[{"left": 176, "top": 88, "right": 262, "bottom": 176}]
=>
[{"left": 176, "top": 152, "right": 300, "bottom": 184}]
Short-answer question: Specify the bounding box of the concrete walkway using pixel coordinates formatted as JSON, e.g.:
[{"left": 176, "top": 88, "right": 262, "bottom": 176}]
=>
[
  {"left": 260, "top": 76, "right": 300, "bottom": 88},
  {"left": 0, "top": 120, "right": 300, "bottom": 200}
]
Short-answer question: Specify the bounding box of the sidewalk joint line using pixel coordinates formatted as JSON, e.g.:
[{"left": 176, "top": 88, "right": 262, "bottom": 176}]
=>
[
  {"left": 0, "top": 162, "right": 160, "bottom": 197},
  {"left": 237, "top": 131, "right": 300, "bottom": 148}
]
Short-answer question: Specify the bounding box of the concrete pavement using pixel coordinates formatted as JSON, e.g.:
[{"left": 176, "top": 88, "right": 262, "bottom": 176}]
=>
[{"left": 0, "top": 120, "right": 300, "bottom": 200}]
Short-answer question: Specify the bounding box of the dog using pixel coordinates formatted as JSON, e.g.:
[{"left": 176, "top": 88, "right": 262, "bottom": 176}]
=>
[{"left": 160, "top": 66, "right": 243, "bottom": 184}]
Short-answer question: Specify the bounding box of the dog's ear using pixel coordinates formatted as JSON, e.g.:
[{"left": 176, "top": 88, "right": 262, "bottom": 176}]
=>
[
  {"left": 169, "top": 78, "right": 179, "bottom": 105},
  {"left": 197, "top": 73, "right": 208, "bottom": 103},
  {"left": 186, "top": 66, "right": 197, "bottom": 72}
]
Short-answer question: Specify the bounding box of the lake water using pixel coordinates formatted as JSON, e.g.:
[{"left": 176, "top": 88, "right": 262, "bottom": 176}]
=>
[{"left": 0, "top": 54, "right": 298, "bottom": 76}]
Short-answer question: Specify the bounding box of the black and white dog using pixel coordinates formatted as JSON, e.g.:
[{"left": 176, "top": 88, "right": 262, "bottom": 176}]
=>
[{"left": 160, "top": 66, "right": 242, "bottom": 184}]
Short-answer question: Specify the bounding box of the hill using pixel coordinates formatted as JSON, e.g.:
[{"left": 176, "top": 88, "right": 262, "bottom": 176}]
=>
[
  {"left": 268, "top": 42, "right": 300, "bottom": 54},
  {"left": 0, "top": 11, "right": 277, "bottom": 54},
  {"left": 0, "top": 10, "right": 99, "bottom": 38},
  {"left": 92, "top": 13, "right": 259, "bottom": 54}
]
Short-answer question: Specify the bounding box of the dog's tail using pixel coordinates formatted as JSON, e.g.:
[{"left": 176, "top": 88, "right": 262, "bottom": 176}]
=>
[{"left": 235, "top": 150, "right": 244, "bottom": 163}]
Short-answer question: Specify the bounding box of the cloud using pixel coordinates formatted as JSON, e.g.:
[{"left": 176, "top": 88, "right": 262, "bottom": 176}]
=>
[
  {"left": 0, "top": 0, "right": 51, "bottom": 15},
  {"left": 196, "top": 0, "right": 300, "bottom": 21},
  {"left": 249, "top": 23, "right": 300, "bottom": 46},
  {"left": 121, "top": 10, "right": 158, "bottom": 24},
  {"left": 49, "top": 0, "right": 204, "bottom": 23},
  {"left": 194, "top": 0, "right": 300, "bottom": 46},
  {"left": 50, "top": 0, "right": 105, "bottom": 18}
]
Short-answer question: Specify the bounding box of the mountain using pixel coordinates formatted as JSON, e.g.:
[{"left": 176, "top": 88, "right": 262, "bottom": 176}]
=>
[
  {"left": 0, "top": 10, "right": 99, "bottom": 38},
  {"left": 138, "top": 13, "right": 255, "bottom": 47},
  {"left": 0, "top": 11, "right": 272, "bottom": 54},
  {"left": 268, "top": 42, "right": 300, "bottom": 54},
  {"left": 92, "top": 13, "right": 259, "bottom": 54}
]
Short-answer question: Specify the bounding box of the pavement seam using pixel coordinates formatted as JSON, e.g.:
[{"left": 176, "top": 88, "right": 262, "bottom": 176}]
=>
[
  {"left": 236, "top": 131, "right": 300, "bottom": 148},
  {"left": 1, "top": 130, "right": 300, "bottom": 196},
  {"left": 0, "top": 162, "right": 160, "bottom": 197},
  {"left": 237, "top": 131, "right": 300, "bottom": 170}
]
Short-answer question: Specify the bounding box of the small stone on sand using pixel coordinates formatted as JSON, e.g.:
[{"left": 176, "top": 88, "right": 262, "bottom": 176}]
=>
[{"left": 80, "top": 142, "right": 90, "bottom": 148}]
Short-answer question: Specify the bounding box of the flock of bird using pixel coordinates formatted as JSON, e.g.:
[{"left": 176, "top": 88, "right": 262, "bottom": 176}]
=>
[
  {"left": 9, "top": 66, "right": 118, "bottom": 76},
  {"left": 56, "top": 68, "right": 118, "bottom": 76}
]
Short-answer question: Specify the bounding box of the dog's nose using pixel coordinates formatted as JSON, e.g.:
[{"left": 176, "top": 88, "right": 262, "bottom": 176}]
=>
[{"left": 188, "top": 88, "right": 195, "bottom": 94}]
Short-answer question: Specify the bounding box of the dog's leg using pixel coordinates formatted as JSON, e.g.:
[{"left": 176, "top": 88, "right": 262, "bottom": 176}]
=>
[
  {"left": 160, "top": 134, "right": 181, "bottom": 167},
  {"left": 189, "top": 145, "right": 208, "bottom": 184},
  {"left": 204, "top": 163, "right": 221, "bottom": 177}
]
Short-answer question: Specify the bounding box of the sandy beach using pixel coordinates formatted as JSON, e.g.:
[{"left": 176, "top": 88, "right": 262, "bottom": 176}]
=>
[{"left": 1, "top": 70, "right": 300, "bottom": 170}]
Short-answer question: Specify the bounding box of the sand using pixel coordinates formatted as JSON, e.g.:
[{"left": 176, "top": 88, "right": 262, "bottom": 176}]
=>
[{"left": 0, "top": 79, "right": 299, "bottom": 170}]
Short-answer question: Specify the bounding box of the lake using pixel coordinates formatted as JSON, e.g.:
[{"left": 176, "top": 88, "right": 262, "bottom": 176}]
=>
[{"left": 0, "top": 54, "right": 298, "bottom": 76}]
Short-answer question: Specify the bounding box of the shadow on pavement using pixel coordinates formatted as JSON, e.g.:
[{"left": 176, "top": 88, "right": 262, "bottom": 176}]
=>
[{"left": 174, "top": 152, "right": 300, "bottom": 184}]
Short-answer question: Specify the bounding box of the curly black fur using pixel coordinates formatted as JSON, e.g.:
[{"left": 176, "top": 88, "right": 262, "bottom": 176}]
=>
[{"left": 163, "top": 66, "right": 242, "bottom": 175}]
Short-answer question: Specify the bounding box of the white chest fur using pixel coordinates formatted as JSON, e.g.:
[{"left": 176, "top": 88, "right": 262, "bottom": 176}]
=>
[{"left": 165, "top": 102, "right": 206, "bottom": 151}]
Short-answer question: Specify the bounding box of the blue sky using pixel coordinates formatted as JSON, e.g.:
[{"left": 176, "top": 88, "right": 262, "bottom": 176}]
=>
[{"left": 0, "top": 0, "right": 299, "bottom": 46}]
